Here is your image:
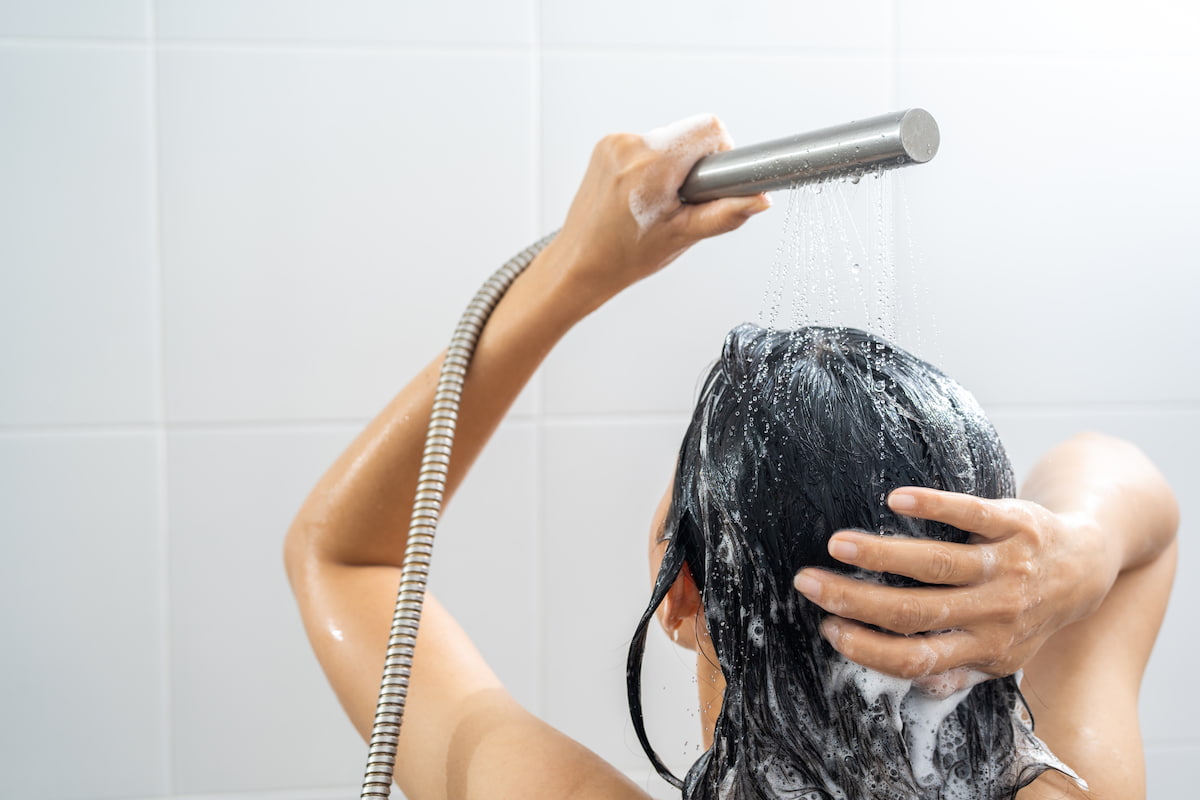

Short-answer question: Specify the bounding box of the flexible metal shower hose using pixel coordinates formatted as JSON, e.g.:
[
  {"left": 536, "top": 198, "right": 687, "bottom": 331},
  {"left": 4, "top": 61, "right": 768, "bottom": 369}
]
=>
[{"left": 360, "top": 231, "right": 559, "bottom": 799}]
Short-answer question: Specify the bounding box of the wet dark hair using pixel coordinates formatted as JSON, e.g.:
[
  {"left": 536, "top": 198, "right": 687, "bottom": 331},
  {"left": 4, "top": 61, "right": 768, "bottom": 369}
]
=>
[{"left": 627, "top": 324, "right": 1074, "bottom": 800}]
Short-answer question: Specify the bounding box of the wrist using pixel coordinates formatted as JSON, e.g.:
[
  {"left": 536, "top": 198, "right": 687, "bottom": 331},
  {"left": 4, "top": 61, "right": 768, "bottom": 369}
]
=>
[{"left": 527, "top": 236, "right": 622, "bottom": 321}]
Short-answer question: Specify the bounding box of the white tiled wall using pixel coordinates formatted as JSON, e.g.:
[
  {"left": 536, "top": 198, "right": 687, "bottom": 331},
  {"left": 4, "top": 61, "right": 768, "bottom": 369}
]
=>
[{"left": 2, "top": 2, "right": 1196, "bottom": 798}]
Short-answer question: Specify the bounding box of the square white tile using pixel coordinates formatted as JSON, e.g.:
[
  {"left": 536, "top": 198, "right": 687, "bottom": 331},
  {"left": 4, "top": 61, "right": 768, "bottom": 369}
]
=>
[
  {"left": 158, "top": 48, "right": 536, "bottom": 423},
  {"left": 167, "top": 421, "right": 539, "bottom": 793},
  {"left": 0, "top": 433, "right": 166, "bottom": 799},
  {"left": 156, "top": 0, "right": 534, "bottom": 45},
  {"left": 896, "top": 55, "right": 1200, "bottom": 406},
  {"left": 0, "top": 0, "right": 147, "bottom": 38},
  {"left": 540, "top": 52, "right": 894, "bottom": 416},
  {"left": 0, "top": 45, "right": 158, "bottom": 425}
]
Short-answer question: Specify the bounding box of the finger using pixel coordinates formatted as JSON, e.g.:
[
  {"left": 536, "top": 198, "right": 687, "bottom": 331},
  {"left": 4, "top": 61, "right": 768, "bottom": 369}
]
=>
[
  {"left": 820, "top": 616, "right": 987, "bottom": 679},
  {"left": 678, "top": 193, "right": 771, "bottom": 239},
  {"left": 826, "top": 529, "right": 990, "bottom": 585},
  {"left": 888, "top": 487, "right": 1028, "bottom": 542},
  {"left": 794, "top": 568, "right": 984, "bottom": 635}
]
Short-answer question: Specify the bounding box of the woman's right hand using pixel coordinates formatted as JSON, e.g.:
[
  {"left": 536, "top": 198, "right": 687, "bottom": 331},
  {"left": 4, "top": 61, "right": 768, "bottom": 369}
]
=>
[{"left": 546, "top": 114, "right": 770, "bottom": 310}]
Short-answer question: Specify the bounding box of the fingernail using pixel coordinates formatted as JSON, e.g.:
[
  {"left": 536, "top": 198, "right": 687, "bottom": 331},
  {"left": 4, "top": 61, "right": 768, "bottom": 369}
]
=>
[
  {"left": 746, "top": 194, "right": 771, "bottom": 215},
  {"left": 828, "top": 536, "right": 858, "bottom": 562},
  {"left": 793, "top": 570, "right": 823, "bottom": 600},
  {"left": 888, "top": 491, "right": 917, "bottom": 512},
  {"left": 820, "top": 617, "right": 841, "bottom": 642}
]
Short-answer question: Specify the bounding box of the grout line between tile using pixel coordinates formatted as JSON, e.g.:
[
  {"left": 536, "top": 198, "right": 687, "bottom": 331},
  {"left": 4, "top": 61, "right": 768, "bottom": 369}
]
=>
[
  {"left": 1, "top": 401, "right": 1197, "bottom": 439},
  {"left": 145, "top": 0, "right": 176, "bottom": 793},
  {"left": 150, "top": 39, "right": 534, "bottom": 57},
  {"left": 0, "top": 37, "right": 1179, "bottom": 65},
  {"left": 541, "top": 413, "right": 694, "bottom": 428},
  {"left": 0, "top": 36, "right": 149, "bottom": 48},
  {"left": 982, "top": 403, "right": 1200, "bottom": 418}
]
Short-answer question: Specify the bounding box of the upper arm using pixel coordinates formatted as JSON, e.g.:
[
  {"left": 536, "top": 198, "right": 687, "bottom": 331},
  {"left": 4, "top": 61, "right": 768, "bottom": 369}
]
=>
[
  {"left": 1020, "top": 537, "right": 1178, "bottom": 799},
  {"left": 286, "top": 553, "right": 652, "bottom": 800}
]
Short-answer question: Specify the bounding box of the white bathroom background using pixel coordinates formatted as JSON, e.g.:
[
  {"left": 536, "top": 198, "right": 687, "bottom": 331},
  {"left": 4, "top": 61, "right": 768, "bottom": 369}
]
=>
[{"left": 1, "top": 2, "right": 1196, "bottom": 798}]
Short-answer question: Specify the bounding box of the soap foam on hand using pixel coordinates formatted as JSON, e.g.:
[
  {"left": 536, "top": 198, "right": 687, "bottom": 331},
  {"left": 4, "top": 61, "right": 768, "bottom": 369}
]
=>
[
  {"left": 641, "top": 112, "right": 722, "bottom": 153},
  {"left": 628, "top": 113, "right": 727, "bottom": 236}
]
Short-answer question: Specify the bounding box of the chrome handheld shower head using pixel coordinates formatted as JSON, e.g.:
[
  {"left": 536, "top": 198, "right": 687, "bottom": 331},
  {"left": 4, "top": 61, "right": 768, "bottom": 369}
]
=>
[{"left": 679, "top": 109, "right": 939, "bottom": 203}]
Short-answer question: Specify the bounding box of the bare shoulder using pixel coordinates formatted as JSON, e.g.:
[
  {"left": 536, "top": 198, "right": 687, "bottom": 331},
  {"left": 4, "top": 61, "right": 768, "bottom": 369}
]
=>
[{"left": 1018, "top": 539, "right": 1178, "bottom": 799}]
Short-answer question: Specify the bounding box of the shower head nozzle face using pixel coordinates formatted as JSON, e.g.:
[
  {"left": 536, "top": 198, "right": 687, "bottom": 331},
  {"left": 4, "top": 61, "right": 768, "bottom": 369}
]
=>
[
  {"left": 898, "top": 108, "right": 940, "bottom": 164},
  {"left": 678, "top": 109, "right": 940, "bottom": 203}
]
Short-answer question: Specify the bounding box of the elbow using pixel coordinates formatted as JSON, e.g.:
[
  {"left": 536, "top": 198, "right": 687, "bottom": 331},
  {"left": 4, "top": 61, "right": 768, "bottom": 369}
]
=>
[
  {"left": 283, "top": 517, "right": 316, "bottom": 592},
  {"left": 1066, "top": 429, "right": 1179, "bottom": 549}
]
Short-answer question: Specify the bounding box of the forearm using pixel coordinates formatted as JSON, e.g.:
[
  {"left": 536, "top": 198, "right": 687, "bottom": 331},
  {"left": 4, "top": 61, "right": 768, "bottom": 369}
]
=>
[
  {"left": 1019, "top": 431, "right": 1179, "bottom": 577},
  {"left": 286, "top": 240, "right": 600, "bottom": 570}
]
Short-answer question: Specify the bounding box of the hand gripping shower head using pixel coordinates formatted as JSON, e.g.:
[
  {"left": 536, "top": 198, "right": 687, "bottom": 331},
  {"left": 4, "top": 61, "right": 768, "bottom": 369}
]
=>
[{"left": 358, "top": 109, "right": 939, "bottom": 799}]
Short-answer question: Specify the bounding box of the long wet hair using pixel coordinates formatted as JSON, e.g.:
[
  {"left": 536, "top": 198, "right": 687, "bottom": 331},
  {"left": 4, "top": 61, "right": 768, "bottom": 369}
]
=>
[{"left": 627, "top": 324, "right": 1075, "bottom": 800}]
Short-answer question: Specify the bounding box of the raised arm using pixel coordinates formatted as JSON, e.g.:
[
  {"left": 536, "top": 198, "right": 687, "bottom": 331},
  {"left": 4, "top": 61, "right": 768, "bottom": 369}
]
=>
[{"left": 284, "top": 117, "right": 769, "bottom": 800}]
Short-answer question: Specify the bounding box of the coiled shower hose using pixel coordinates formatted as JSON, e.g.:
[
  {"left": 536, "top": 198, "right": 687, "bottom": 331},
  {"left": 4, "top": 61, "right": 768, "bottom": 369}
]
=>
[
  {"left": 357, "top": 109, "right": 938, "bottom": 798},
  {"left": 359, "top": 231, "right": 558, "bottom": 799}
]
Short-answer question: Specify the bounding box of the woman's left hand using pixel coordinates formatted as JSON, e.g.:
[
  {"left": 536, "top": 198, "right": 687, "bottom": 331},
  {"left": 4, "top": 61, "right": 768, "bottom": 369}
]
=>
[{"left": 792, "top": 487, "right": 1120, "bottom": 684}]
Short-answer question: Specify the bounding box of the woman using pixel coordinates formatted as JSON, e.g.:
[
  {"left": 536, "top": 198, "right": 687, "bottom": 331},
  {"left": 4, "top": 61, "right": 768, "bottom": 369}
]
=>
[{"left": 284, "top": 116, "right": 1178, "bottom": 799}]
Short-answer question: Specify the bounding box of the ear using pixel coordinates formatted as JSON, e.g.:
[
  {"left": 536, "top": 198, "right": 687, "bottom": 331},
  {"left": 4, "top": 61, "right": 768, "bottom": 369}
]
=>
[{"left": 657, "top": 561, "right": 704, "bottom": 651}]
